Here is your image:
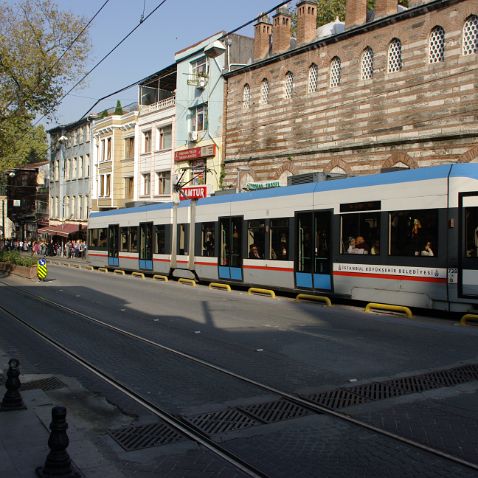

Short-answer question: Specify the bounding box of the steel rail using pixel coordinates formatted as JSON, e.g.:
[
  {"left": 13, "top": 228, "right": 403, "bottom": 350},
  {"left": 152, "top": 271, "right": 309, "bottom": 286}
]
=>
[
  {"left": 0, "top": 300, "right": 268, "bottom": 478},
  {"left": 2, "top": 280, "right": 478, "bottom": 472}
]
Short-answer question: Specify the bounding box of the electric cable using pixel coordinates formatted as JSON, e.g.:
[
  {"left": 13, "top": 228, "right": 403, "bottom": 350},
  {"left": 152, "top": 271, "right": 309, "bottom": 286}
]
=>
[
  {"left": 35, "top": 0, "right": 169, "bottom": 126},
  {"left": 76, "top": 0, "right": 291, "bottom": 120}
]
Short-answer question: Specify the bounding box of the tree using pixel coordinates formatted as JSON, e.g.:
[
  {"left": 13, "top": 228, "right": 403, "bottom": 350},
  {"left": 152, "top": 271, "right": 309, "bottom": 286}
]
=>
[
  {"left": 114, "top": 100, "right": 124, "bottom": 115},
  {"left": 315, "top": 0, "right": 409, "bottom": 27},
  {"left": 0, "top": 0, "right": 91, "bottom": 173}
]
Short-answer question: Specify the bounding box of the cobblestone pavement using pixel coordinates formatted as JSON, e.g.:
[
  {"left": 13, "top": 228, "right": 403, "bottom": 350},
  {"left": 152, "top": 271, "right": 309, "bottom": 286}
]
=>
[
  {"left": 347, "top": 385, "right": 478, "bottom": 465},
  {"left": 223, "top": 415, "right": 478, "bottom": 478}
]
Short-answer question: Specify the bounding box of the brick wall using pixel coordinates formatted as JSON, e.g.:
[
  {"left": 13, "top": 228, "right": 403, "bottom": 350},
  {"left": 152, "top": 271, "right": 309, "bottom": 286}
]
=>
[{"left": 223, "top": 0, "right": 478, "bottom": 187}]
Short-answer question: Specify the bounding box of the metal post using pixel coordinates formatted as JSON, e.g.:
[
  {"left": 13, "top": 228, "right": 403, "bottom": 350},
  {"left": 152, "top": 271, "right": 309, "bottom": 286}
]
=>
[{"left": 1, "top": 198, "right": 5, "bottom": 248}]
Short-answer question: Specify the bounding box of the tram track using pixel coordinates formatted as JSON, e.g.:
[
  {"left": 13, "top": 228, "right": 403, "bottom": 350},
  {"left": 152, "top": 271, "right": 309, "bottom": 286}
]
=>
[{"left": 0, "top": 279, "right": 477, "bottom": 475}]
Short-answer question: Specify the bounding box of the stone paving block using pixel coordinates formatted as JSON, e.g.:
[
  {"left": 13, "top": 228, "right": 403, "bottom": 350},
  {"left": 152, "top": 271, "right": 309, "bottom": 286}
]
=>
[{"left": 223, "top": 414, "right": 478, "bottom": 478}]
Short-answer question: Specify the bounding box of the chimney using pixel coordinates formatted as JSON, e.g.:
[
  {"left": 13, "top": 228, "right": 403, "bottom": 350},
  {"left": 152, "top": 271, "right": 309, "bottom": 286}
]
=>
[
  {"left": 345, "top": 0, "right": 367, "bottom": 29},
  {"left": 272, "top": 6, "right": 292, "bottom": 55},
  {"left": 296, "top": 0, "right": 317, "bottom": 45},
  {"left": 375, "top": 0, "right": 398, "bottom": 19},
  {"left": 253, "top": 14, "right": 272, "bottom": 61}
]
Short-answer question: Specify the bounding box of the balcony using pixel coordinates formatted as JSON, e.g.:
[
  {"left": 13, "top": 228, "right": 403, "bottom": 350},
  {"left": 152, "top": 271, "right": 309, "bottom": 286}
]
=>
[{"left": 140, "top": 96, "right": 175, "bottom": 115}]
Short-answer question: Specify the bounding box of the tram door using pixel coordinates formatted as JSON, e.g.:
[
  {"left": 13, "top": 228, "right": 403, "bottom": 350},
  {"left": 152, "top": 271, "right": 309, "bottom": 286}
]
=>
[
  {"left": 139, "top": 222, "right": 153, "bottom": 270},
  {"left": 459, "top": 193, "right": 478, "bottom": 297},
  {"left": 295, "top": 211, "right": 332, "bottom": 291},
  {"left": 218, "top": 216, "right": 243, "bottom": 281},
  {"left": 108, "top": 225, "right": 119, "bottom": 267}
]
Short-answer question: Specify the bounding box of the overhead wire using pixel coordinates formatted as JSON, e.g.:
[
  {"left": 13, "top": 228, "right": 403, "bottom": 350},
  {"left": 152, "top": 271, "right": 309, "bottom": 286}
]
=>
[
  {"left": 36, "top": 0, "right": 170, "bottom": 126},
  {"left": 78, "top": 0, "right": 291, "bottom": 120}
]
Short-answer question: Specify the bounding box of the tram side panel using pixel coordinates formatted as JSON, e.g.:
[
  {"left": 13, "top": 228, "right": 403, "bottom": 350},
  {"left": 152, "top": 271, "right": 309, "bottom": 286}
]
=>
[
  {"left": 328, "top": 180, "right": 450, "bottom": 309},
  {"left": 194, "top": 199, "right": 232, "bottom": 282},
  {"left": 229, "top": 189, "right": 315, "bottom": 290}
]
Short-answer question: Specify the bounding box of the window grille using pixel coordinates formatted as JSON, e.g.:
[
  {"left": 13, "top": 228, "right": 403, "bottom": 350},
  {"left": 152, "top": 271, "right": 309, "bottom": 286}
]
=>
[
  {"left": 285, "top": 72, "right": 294, "bottom": 99},
  {"left": 330, "top": 57, "right": 341, "bottom": 88},
  {"left": 361, "top": 47, "right": 374, "bottom": 80},
  {"left": 260, "top": 79, "right": 269, "bottom": 105},
  {"left": 463, "top": 15, "right": 478, "bottom": 56},
  {"left": 242, "top": 84, "right": 251, "bottom": 110},
  {"left": 388, "top": 39, "right": 402, "bottom": 73},
  {"left": 429, "top": 26, "right": 445, "bottom": 63},
  {"left": 308, "top": 64, "right": 318, "bottom": 93}
]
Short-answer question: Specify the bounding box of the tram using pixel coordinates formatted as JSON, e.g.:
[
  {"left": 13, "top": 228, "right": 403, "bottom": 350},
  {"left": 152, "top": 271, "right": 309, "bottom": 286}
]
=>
[{"left": 87, "top": 164, "right": 478, "bottom": 312}]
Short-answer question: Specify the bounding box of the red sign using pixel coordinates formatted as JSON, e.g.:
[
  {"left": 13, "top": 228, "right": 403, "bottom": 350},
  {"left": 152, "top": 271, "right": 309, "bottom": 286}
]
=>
[
  {"left": 179, "top": 186, "right": 208, "bottom": 201},
  {"left": 174, "top": 144, "right": 216, "bottom": 162}
]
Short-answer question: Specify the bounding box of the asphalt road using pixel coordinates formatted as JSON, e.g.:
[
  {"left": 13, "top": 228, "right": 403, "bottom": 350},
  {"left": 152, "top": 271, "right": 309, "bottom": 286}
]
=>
[{"left": 1, "top": 265, "right": 478, "bottom": 477}]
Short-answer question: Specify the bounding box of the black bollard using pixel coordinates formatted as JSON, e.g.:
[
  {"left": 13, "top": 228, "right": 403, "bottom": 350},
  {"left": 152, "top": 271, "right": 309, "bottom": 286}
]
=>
[
  {"left": 36, "top": 406, "right": 82, "bottom": 478},
  {"left": 0, "top": 358, "right": 26, "bottom": 411}
]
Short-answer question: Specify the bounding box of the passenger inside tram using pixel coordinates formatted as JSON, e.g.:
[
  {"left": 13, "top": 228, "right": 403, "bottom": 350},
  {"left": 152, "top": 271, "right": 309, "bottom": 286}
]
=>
[{"left": 248, "top": 244, "right": 262, "bottom": 259}]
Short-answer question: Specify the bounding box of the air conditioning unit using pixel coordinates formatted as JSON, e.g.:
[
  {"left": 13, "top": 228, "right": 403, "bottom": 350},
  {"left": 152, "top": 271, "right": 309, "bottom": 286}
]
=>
[
  {"left": 188, "top": 131, "right": 198, "bottom": 142},
  {"left": 197, "top": 77, "right": 207, "bottom": 89}
]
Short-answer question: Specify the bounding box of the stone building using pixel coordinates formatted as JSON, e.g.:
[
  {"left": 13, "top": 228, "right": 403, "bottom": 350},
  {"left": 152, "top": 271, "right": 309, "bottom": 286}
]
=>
[{"left": 223, "top": 0, "right": 478, "bottom": 189}]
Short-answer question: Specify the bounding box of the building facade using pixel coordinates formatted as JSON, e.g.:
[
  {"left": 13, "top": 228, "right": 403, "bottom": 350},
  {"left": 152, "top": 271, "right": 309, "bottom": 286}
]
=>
[
  {"left": 4, "top": 163, "right": 49, "bottom": 241},
  {"left": 174, "top": 32, "right": 253, "bottom": 195},
  {"left": 91, "top": 106, "right": 139, "bottom": 211},
  {"left": 48, "top": 118, "right": 93, "bottom": 237},
  {"left": 223, "top": 0, "right": 478, "bottom": 189},
  {"left": 135, "top": 65, "right": 176, "bottom": 204}
]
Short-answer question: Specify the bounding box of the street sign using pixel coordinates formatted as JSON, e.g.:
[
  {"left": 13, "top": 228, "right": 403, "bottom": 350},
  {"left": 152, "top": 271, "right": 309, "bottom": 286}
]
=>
[
  {"left": 37, "top": 258, "right": 47, "bottom": 281},
  {"left": 179, "top": 186, "right": 208, "bottom": 201}
]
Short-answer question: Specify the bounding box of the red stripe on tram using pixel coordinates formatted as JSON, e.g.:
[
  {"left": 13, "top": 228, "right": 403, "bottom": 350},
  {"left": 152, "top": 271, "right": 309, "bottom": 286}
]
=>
[{"left": 333, "top": 271, "right": 446, "bottom": 283}]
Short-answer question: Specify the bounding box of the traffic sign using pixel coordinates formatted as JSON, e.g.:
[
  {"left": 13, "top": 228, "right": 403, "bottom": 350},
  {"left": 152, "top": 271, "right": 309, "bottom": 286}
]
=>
[{"left": 37, "top": 259, "right": 48, "bottom": 281}]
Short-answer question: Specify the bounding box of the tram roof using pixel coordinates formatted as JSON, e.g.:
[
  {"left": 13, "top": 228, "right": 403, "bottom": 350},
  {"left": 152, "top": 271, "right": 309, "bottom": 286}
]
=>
[{"left": 90, "top": 163, "right": 478, "bottom": 219}]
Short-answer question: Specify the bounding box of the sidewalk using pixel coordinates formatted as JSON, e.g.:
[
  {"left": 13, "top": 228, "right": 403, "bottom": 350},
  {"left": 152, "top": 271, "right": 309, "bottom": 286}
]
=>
[{"left": 0, "top": 383, "right": 127, "bottom": 477}]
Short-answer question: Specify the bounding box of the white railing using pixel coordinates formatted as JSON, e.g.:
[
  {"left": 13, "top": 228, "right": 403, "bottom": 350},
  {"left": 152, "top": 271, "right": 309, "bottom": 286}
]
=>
[{"left": 140, "top": 96, "right": 175, "bottom": 114}]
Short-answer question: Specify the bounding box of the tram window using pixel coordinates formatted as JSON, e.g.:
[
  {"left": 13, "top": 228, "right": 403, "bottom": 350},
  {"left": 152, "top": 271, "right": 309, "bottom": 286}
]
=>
[
  {"left": 154, "top": 225, "right": 168, "bottom": 254},
  {"left": 389, "top": 210, "right": 438, "bottom": 257},
  {"left": 464, "top": 207, "right": 478, "bottom": 257},
  {"left": 247, "top": 220, "right": 265, "bottom": 259},
  {"left": 98, "top": 228, "right": 108, "bottom": 248},
  {"left": 201, "top": 222, "right": 215, "bottom": 257},
  {"left": 120, "top": 228, "right": 129, "bottom": 252},
  {"left": 270, "top": 219, "right": 289, "bottom": 260},
  {"left": 178, "top": 224, "right": 188, "bottom": 255},
  {"left": 341, "top": 213, "right": 380, "bottom": 255},
  {"left": 88, "top": 229, "right": 99, "bottom": 248},
  {"left": 129, "top": 227, "right": 138, "bottom": 253}
]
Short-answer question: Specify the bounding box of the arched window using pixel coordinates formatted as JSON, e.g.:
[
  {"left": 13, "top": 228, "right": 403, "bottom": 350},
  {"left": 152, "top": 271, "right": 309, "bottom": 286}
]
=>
[
  {"left": 285, "top": 71, "right": 294, "bottom": 99},
  {"left": 463, "top": 15, "right": 478, "bottom": 56},
  {"left": 242, "top": 84, "right": 251, "bottom": 110},
  {"left": 429, "top": 26, "right": 445, "bottom": 63},
  {"left": 330, "top": 57, "right": 341, "bottom": 87},
  {"left": 361, "top": 47, "right": 374, "bottom": 80},
  {"left": 308, "top": 63, "right": 318, "bottom": 93},
  {"left": 388, "top": 38, "right": 402, "bottom": 73},
  {"left": 260, "top": 79, "right": 269, "bottom": 105}
]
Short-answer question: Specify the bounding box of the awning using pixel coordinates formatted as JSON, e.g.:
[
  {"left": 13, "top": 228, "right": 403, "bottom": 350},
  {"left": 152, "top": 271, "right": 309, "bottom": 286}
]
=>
[{"left": 37, "top": 224, "right": 81, "bottom": 238}]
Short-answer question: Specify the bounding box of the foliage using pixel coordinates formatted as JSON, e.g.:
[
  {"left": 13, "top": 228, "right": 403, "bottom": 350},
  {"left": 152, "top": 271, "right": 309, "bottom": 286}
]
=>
[
  {"left": 0, "top": 250, "right": 37, "bottom": 267},
  {"left": 114, "top": 100, "right": 124, "bottom": 115},
  {"left": 315, "top": 0, "right": 409, "bottom": 27},
  {"left": 0, "top": 0, "right": 91, "bottom": 173}
]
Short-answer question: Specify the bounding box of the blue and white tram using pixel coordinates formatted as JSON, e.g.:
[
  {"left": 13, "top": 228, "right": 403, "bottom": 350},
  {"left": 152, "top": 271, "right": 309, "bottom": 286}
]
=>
[{"left": 87, "top": 164, "right": 478, "bottom": 312}]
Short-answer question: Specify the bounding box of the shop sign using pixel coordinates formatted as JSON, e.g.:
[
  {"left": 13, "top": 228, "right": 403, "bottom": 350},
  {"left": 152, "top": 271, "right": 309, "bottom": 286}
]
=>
[
  {"left": 179, "top": 186, "right": 208, "bottom": 201},
  {"left": 174, "top": 144, "right": 216, "bottom": 162},
  {"left": 246, "top": 180, "right": 281, "bottom": 191}
]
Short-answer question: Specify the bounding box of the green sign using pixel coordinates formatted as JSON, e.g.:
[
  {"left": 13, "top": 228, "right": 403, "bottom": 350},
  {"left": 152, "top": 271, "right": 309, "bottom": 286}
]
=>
[{"left": 246, "top": 181, "right": 280, "bottom": 191}]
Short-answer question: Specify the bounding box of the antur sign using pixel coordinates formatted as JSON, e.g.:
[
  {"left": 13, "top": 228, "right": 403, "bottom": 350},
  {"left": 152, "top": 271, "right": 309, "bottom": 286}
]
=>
[{"left": 179, "top": 186, "right": 208, "bottom": 201}]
